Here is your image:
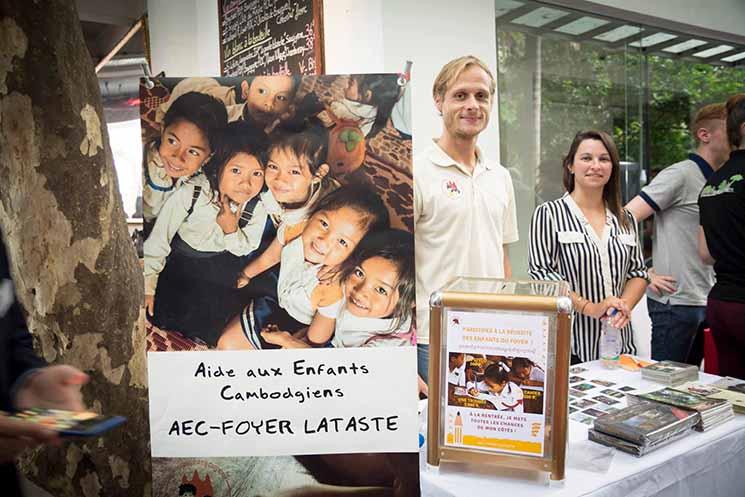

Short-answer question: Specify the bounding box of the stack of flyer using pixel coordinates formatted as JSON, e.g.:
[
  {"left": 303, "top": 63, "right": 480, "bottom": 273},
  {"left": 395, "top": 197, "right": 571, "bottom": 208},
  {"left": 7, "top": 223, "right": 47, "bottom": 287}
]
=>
[
  {"left": 628, "top": 387, "right": 734, "bottom": 431},
  {"left": 712, "top": 376, "right": 745, "bottom": 396},
  {"left": 588, "top": 401, "right": 698, "bottom": 456},
  {"left": 640, "top": 360, "right": 699, "bottom": 386},
  {"left": 676, "top": 380, "right": 745, "bottom": 414}
]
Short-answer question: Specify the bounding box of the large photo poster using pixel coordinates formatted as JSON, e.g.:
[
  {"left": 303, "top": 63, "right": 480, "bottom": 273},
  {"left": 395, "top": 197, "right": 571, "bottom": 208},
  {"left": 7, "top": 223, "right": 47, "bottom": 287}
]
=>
[{"left": 139, "top": 74, "right": 418, "bottom": 496}]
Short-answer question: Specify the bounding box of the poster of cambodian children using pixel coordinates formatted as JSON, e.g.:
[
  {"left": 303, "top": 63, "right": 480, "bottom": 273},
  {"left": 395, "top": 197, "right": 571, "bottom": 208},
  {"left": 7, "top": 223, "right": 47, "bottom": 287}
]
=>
[
  {"left": 444, "top": 310, "right": 549, "bottom": 457},
  {"left": 139, "top": 73, "right": 418, "bottom": 496}
]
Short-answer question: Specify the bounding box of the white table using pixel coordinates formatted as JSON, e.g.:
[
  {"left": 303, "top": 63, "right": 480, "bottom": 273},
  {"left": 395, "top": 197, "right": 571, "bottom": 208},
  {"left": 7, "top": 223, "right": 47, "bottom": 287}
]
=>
[{"left": 421, "top": 361, "right": 745, "bottom": 497}]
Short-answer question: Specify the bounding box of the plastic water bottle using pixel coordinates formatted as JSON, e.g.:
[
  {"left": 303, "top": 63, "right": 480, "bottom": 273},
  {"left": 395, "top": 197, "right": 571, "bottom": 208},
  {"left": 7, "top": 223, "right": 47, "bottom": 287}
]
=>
[{"left": 599, "top": 309, "right": 621, "bottom": 368}]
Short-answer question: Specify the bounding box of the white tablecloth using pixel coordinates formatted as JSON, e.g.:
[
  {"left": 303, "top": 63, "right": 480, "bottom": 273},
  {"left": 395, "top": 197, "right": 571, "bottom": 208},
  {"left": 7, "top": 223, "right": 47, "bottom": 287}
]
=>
[{"left": 421, "top": 361, "right": 745, "bottom": 497}]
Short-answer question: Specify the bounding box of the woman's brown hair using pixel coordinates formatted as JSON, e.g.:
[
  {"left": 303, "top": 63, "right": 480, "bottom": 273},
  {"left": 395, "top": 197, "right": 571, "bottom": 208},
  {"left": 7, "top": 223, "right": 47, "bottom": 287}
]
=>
[
  {"left": 725, "top": 93, "right": 745, "bottom": 149},
  {"left": 562, "top": 130, "right": 630, "bottom": 231}
]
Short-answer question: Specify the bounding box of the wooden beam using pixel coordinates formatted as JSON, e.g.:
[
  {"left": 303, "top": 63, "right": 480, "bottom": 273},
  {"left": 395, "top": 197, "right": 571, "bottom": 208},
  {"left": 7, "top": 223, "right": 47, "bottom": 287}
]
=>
[{"left": 95, "top": 16, "right": 144, "bottom": 73}]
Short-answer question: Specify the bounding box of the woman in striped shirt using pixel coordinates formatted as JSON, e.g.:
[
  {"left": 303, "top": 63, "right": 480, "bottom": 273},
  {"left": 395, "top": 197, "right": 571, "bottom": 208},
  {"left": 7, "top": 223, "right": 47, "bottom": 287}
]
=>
[{"left": 529, "top": 130, "right": 648, "bottom": 363}]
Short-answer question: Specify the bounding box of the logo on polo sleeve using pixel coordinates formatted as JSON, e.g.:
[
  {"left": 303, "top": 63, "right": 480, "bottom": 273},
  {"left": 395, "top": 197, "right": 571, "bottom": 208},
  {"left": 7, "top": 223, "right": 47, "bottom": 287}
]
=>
[{"left": 442, "top": 179, "right": 462, "bottom": 199}]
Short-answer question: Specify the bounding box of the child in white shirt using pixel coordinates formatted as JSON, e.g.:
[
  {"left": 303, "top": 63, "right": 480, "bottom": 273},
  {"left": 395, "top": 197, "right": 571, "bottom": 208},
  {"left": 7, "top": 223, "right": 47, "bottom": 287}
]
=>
[
  {"left": 143, "top": 91, "right": 227, "bottom": 237},
  {"left": 144, "top": 122, "right": 274, "bottom": 345},
  {"left": 217, "top": 185, "right": 390, "bottom": 350},
  {"left": 467, "top": 362, "right": 524, "bottom": 412},
  {"left": 236, "top": 126, "right": 339, "bottom": 288},
  {"left": 262, "top": 229, "right": 415, "bottom": 349}
]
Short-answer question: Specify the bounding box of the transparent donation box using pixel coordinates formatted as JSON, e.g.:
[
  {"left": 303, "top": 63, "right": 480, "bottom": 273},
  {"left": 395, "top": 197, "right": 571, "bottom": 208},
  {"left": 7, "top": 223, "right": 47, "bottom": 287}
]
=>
[{"left": 427, "top": 277, "right": 572, "bottom": 481}]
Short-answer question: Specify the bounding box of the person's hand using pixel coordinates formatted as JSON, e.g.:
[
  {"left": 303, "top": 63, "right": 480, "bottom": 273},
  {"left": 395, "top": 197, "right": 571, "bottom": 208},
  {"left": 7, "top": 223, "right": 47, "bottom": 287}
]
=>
[
  {"left": 236, "top": 269, "right": 252, "bottom": 289},
  {"left": 585, "top": 296, "right": 630, "bottom": 324},
  {"left": 144, "top": 294, "right": 155, "bottom": 317},
  {"left": 467, "top": 387, "right": 480, "bottom": 397},
  {"left": 0, "top": 415, "right": 59, "bottom": 463},
  {"left": 647, "top": 267, "right": 676, "bottom": 296},
  {"left": 261, "top": 329, "right": 291, "bottom": 346},
  {"left": 418, "top": 376, "right": 429, "bottom": 398},
  {"left": 15, "top": 365, "right": 89, "bottom": 412},
  {"left": 217, "top": 194, "right": 240, "bottom": 234},
  {"left": 261, "top": 325, "right": 307, "bottom": 348},
  {"left": 607, "top": 305, "right": 631, "bottom": 329}
]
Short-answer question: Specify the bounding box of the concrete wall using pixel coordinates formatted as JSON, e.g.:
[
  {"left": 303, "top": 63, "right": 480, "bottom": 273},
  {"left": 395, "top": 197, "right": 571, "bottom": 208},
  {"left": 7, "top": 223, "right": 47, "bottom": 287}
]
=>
[
  {"left": 322, "top": 0, "right": 385, "bottom": 74},
  {"left": 148, "top": 0, "right": 220, "bottom": 77},
  {"left": 381, "top": 0, "right": 500, "bottom": 159}
]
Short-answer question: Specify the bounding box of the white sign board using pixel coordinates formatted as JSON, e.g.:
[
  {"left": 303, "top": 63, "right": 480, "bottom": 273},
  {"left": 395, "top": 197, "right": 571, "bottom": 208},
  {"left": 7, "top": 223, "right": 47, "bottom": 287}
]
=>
[{"left": 148, "top": 348, "right": 418, "bottom": 457}]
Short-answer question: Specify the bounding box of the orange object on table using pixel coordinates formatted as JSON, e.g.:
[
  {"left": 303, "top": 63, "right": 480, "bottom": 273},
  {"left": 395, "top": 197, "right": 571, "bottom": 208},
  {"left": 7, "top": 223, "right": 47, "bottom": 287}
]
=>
[{"left": 619, "top": 355, "right": 653, "bottom": 371}]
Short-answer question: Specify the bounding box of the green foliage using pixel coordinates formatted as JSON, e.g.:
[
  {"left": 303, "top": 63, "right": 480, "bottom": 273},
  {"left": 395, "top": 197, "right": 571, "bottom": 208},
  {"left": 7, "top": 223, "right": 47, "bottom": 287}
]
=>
[{"left": 497, "top": 27, "right": 744, "bottom": 183}]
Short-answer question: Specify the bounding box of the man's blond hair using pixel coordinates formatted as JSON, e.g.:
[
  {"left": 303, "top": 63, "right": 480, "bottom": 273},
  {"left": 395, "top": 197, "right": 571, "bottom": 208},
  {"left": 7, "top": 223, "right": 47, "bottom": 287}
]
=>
[
  {"left": 432, "top": 56, "right": 496, "bottom": 102},
  {"left": 690, "top": 103, "right": 726, "bottom": 144}
]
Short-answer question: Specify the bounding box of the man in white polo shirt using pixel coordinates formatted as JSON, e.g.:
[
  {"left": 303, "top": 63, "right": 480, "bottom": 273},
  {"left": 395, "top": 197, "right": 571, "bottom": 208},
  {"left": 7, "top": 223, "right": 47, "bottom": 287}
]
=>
[{"left": 415, "top": 56, "right": 518, "bottom": 385}]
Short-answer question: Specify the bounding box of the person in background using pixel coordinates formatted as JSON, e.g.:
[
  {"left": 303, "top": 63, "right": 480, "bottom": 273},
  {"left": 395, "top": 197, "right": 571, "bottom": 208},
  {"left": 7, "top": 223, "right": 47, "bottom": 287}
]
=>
[
  {"left": 219, "top": 185, "right": 389, "bottom": 351},
  {"left": 510, "top": 357, "right": 545, "bottom": 384},
  {"left": 329, "top": 74, "right": 402, "bottom": 139},
  {"left": 698, "top": 93, "right": 745, "bottom": 379},
  {"left": 0, "top": 231, "right": 89, "bottom": 497},
  {"left": 466, "top": 362, "right": 524, "bottom": 412},
  {"left": 143, "top": 91, "right": 228, "bottom": 238},
  {"left": 529, "top": 130, "right": 648, "bottom": 363},
  {"left": 156, "top": 76, "right": 299, "bottom": 131},
  {"left": 414, "top": 55, "right": 518, "bottom": 385},
  {"left": 448, "top": 353, "right": 466, "bottom": 387},
  {"left": 144, "top": 122, "right": 273, "bottom": 345},
  {"left": 625, "top": 103, "right": 729, "bottom": 363}
]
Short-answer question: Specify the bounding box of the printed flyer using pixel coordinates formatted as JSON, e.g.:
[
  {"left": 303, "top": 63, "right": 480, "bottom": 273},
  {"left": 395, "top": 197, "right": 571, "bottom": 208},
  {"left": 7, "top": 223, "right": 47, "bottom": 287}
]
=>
[{"left": 444, "top": 309, "right": 549, "bottom": 457}]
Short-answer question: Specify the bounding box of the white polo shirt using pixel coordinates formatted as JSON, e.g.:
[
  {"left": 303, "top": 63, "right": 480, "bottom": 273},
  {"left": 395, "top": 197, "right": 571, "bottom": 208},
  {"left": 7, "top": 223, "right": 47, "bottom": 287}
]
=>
[{"left": 414, "top": 139, "right": 518, "bottom": 344}]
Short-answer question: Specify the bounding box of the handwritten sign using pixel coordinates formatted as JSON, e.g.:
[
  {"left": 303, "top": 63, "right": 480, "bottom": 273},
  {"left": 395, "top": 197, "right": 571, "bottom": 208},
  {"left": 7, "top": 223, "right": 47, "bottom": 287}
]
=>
[
  {"left": 218, "top": 0, "right": 324, "bottom": 76},
  {"left": 148, "top": 348, "right": 418, "bottom": 457}
]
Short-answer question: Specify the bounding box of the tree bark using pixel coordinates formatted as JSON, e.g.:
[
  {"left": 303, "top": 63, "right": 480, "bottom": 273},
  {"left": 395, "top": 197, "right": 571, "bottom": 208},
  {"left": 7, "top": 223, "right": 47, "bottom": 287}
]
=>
[{"left": 0, "top": 1, "right": 148, "bottom": 496}]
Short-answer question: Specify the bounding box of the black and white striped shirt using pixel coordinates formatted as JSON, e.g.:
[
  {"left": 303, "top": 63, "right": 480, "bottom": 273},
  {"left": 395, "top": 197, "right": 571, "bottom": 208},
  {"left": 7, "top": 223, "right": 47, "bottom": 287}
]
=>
[{"left": 528, "top": 194, "right": 648, "bottom": 362}]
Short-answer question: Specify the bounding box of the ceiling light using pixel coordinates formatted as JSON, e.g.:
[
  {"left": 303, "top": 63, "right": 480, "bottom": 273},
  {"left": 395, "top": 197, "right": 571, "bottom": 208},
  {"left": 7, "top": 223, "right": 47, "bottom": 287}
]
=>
[
  {"left": 593, "top": 25, "right": 641, "bottom": 43},
  {"left": 721, "top": 51, "right": 745, "bottom": 63},
  {"left": 630, "top": 33, "right": 677, "bottom": 48},
  {"left": 494, "top": 0, "right": 525, "bottom": 18},
  {"left": 693, "top": 45, "right": 734, "bottom": 58},
  {"left": 663, "top": 39, "right": 708, "bottom": 53},
  {"left": 555, "top": 17, "right": 609, "bottom": 35},
  {"left": 512, "top": 7, "right": 569, "bottom": 28}
]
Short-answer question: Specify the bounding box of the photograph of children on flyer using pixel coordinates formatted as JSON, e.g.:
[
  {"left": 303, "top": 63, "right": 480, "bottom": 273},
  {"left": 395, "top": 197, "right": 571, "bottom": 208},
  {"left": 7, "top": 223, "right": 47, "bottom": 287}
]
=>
[{"left": 447, "top": 353, "right": 545, "bottom": 415}]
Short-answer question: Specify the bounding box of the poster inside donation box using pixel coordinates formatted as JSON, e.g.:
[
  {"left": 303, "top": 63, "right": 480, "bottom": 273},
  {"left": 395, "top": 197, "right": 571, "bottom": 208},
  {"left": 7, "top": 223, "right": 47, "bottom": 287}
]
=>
[{"left": 444, "top": 309, "right": 549, "bottom": 457}]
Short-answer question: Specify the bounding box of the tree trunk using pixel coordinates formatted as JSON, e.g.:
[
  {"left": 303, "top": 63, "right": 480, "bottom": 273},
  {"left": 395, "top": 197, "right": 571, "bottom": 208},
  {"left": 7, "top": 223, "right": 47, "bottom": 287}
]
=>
[{"left": 0, "top": 1, "right": 148, "bottom": 496}]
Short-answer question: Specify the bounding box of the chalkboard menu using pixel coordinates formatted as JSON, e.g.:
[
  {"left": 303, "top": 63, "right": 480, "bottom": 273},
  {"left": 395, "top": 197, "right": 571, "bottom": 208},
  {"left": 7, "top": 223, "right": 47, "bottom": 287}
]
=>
[{"left": 218, "top": 0, "right": 325, "bottom": 77}]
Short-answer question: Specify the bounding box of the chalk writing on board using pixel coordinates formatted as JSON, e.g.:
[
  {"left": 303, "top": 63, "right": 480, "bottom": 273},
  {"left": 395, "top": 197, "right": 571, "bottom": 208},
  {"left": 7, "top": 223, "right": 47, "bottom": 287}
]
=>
[{"left": 219, "top": 0, "right": 322, "bottom": 76}]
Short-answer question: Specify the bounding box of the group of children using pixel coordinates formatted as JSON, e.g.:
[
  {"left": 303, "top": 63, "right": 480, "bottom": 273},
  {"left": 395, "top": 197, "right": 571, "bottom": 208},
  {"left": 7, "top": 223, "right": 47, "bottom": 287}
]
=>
[
  {"left": 447, "top": 353, "right": 544, "bottom": 413},
  {"left": 142, "top": 75, "right": 414, "bottom": 350}
]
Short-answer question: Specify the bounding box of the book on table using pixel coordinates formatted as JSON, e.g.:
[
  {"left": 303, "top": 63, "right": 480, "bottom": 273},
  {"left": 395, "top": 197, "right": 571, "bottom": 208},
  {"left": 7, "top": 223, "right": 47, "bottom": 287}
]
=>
[
  {"left": 711, "top": 376, "right": 745, "bottom": 395},
  {"left": 592, "top": 400, "right": 698, "bottom": 449},
  {"left": 588, "top": 424, "right": 692, "bottom": 457},
  {"left": 640, "top": 360, "right": 699, "bottom": 386},
  {"left": 627, "top": 387, "right": 734, "bottom": 431},
  {"left": 677, "top": 381, "right": 745, "bottom": 414}
]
